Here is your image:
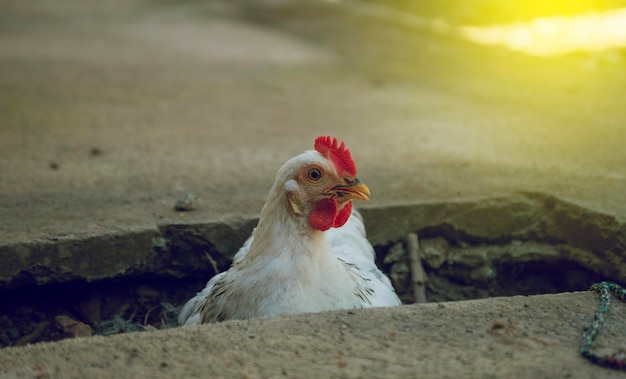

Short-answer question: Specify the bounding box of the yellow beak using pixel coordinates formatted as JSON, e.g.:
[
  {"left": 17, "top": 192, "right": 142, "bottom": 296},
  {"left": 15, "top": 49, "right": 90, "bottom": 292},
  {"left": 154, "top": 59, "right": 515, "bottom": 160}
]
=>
[{"left": 331, "top": 177, "right": 370, "bottom": 201}]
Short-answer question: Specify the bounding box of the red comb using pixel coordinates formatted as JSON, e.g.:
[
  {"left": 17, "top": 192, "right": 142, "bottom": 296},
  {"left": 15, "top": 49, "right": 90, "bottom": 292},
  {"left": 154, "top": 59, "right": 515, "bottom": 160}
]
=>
[{"left": 314, "top": 136, "right": 357, "bottom": 178}]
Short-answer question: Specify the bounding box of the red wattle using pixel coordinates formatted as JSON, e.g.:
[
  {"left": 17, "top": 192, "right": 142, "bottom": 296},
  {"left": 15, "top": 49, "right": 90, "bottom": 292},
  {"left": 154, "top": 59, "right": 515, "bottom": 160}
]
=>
[
  {"left": 333, "top": 201, "right": 352, "bottom": 228},
  {"left": 309, "top": 198, "right": 337, "bottom": 231},
  {"left": 309, "top": 198, "right": 352, "bottom": 231}
]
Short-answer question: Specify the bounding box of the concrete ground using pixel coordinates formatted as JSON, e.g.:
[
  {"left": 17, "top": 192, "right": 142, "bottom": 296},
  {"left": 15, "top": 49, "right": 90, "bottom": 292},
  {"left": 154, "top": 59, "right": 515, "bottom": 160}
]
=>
[
  {"left": 1, "top": 0, "right": 626, "bottom": 377},
  {"left": 1, "top": 292, "right": 625, "bottom": 379}
]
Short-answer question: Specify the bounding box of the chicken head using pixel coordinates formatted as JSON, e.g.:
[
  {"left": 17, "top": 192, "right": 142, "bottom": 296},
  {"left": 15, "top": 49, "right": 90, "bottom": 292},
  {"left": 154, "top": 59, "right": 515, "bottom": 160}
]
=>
[{"left": 283, "top": 136, "right": 370, "bottom": 232}]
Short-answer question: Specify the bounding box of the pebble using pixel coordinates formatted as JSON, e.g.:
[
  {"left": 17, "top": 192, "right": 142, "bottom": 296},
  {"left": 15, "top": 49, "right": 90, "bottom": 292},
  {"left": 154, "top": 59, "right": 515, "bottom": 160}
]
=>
[{"left": 174, "top": 192, "right": 196, "bottom": 211}]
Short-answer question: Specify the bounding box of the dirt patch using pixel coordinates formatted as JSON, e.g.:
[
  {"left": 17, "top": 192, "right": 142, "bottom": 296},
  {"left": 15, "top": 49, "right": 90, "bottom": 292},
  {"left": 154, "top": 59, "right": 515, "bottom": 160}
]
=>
[
  {"left": 0, "top": 258, "right": 602, "bottom": 347},
  {"left": 0, "top": 278, "right": 203, "bottom": 347}
]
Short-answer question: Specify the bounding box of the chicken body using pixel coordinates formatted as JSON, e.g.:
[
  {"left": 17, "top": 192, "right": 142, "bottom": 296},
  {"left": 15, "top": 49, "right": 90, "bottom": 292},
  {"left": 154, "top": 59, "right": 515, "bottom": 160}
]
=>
[{"left": 179, "top": 140, "right": 401, "bottom": 325}]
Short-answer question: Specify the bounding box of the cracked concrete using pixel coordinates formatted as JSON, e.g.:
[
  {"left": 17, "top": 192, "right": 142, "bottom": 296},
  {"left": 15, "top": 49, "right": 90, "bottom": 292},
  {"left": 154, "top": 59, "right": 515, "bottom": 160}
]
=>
[{"left": 1, "top": 0, "right": 626, "bottom": 377}]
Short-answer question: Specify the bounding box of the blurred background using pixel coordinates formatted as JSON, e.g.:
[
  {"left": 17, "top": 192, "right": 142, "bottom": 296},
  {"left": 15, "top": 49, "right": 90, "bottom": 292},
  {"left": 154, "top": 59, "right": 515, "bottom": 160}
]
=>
[{"left": 371, "top": 0, "right": 626, "bottom": 56}]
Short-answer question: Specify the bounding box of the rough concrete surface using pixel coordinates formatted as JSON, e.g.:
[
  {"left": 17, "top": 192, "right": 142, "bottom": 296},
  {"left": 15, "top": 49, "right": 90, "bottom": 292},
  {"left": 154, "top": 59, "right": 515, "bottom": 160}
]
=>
[
  {"left": 2, "top": 292, "right": 626, "bottom": 379},
  {"left": 1, "top": 0, "right": 626, "bottom": 377}
]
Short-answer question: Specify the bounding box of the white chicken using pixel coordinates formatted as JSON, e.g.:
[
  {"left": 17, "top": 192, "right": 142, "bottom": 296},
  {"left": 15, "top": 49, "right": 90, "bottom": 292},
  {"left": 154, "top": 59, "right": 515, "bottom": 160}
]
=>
[{"left": 178, "top": 136, "right": 401, "bottom": 325}]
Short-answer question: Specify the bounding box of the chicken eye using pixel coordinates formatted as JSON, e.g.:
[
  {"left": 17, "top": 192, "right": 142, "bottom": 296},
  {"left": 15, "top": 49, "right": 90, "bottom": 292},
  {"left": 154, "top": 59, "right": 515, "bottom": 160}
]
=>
[{"left": 307, "top": 167, "right": 323, "bottom": 182}]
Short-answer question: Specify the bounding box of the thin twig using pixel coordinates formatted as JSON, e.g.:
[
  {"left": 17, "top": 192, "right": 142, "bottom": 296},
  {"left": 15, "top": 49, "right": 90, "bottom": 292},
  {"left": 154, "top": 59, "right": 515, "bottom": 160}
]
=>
[
  {"left": 407, "top": 233, "right": 428, "bottom": 303},
  {"left": 204, "top": 251, "right": 220, "bottom": 274},
  {"left": 143, "top": 305, "right": 160, "bottom": 326},
  {"left": 15, "top": 321, "right": 51, "bottom": 346}
]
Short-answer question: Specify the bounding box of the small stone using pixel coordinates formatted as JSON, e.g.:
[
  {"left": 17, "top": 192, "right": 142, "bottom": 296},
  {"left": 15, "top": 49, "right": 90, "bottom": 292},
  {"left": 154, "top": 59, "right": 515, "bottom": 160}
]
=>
[
  {"left": 174, "top": 192, "right": 196, "bottom": 211},
  {"left": 89, "top": 147, "right": 103, "bottom": 157},
  {"left": 152, "top": 237, "right": 167, "bottom": 249},
  {"left": 54, "top": 315, "right": 92, "bottom": 338}
]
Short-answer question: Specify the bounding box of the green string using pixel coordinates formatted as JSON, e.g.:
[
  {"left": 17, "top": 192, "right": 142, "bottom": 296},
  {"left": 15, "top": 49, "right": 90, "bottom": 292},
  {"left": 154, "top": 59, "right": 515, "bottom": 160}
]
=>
[{"left": 581, "top": 282, "right": 626, "bottom": 370}]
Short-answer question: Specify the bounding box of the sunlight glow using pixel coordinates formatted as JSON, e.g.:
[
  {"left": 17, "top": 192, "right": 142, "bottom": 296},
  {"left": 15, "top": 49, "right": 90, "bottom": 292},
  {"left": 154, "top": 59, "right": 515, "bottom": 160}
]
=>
[{"left": 460, "top": 8, "right": 626, "bottom": 56}]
